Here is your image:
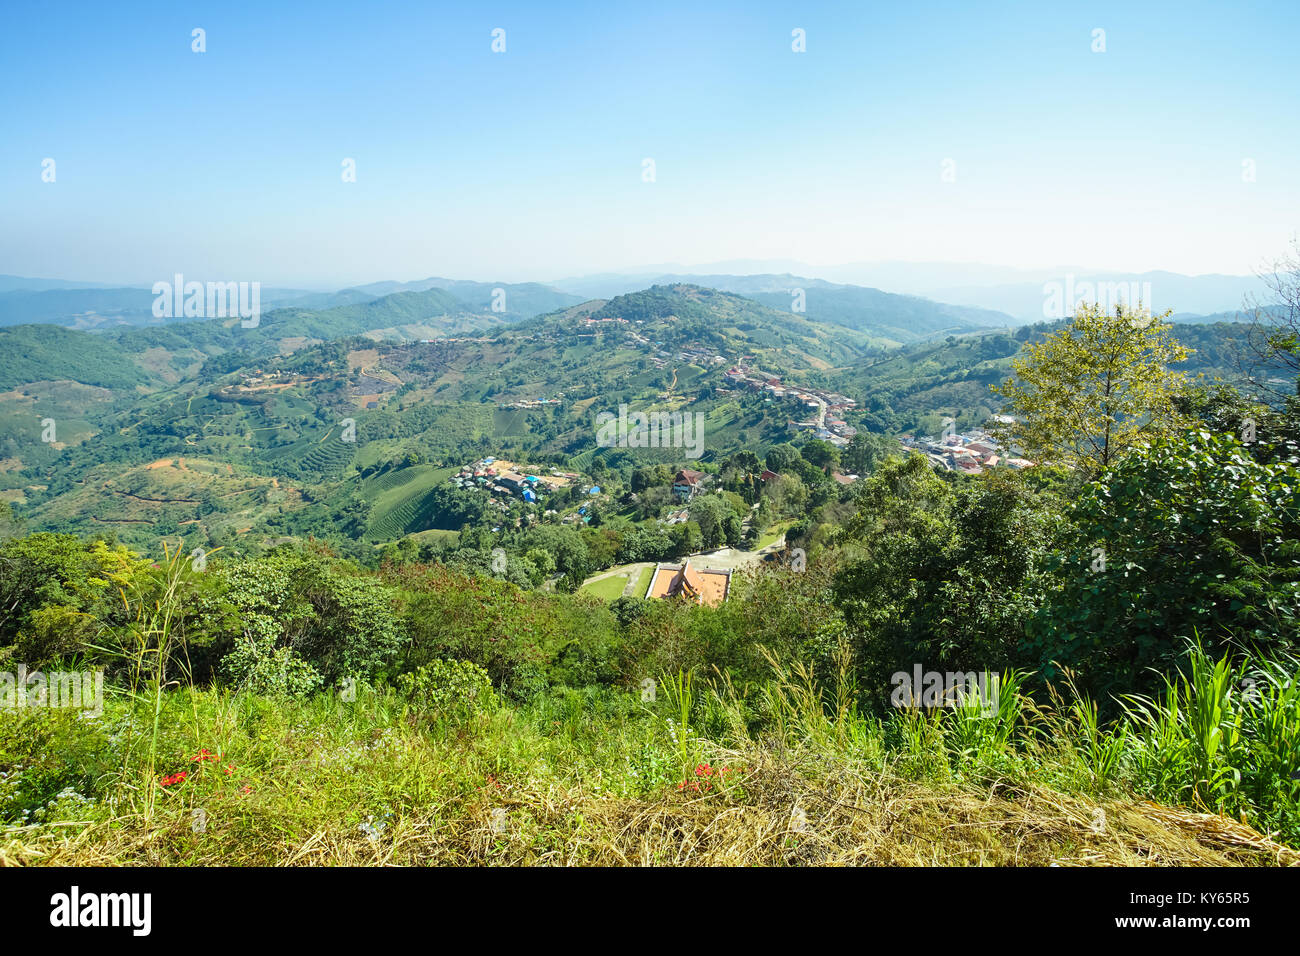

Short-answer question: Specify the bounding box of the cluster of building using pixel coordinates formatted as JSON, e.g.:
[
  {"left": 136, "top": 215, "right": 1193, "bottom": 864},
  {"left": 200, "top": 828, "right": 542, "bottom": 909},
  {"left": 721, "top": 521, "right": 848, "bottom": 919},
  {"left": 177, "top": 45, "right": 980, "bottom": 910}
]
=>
[
  {"left": 720, "top": 366, "right": 858, "bottom": 446},
  {"left": 677, "top": 347, "right": 729, "bottom": 366},
  {"left": 448, "top": 458, "right": 572, "bottom": 503},
  {"left": 899, "top": 424, "right": 1034, "bottom": 475},
  {"left": 645, "top": 344, "right": 728, "bottom": 372},
  {"left": 496, "top": 398, "right": 562, "bottom": 410},
  {"left": 219, "top": 368, "right": 313, "bottom": 396}
]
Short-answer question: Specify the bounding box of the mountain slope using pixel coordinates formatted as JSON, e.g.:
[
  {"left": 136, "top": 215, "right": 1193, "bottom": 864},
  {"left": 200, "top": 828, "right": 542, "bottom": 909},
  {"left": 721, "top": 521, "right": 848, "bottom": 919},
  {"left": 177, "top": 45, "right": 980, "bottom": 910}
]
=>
[
  {"left": 552, "top": 272, "right": 1013, "bottom": 343},
  {"left": 0, "top": 325, "right": 152, "bottom": 391}
]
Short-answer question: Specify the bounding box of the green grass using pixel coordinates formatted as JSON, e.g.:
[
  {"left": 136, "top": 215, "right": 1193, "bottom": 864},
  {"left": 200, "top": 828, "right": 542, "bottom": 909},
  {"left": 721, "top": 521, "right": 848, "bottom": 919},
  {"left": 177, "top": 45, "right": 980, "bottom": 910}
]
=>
[
  {"left": 579, "top": 573, "right": 630, "bottom": 601},
  {"left": 756, "top": 519, "right": 794, "bottom": 551},
  {"left": 5, "top": 659, "right": 1297, "bottom": 867},
  {"left": 631, "top": 564, "right": 655, "bottom": 598}
]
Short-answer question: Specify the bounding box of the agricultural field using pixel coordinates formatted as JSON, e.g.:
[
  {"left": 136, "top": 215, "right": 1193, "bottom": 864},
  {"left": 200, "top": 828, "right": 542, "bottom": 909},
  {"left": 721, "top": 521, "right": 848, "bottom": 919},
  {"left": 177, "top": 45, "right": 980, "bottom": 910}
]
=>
[{"left": 360, "top": 465, "right": 457, "bottom": 541}]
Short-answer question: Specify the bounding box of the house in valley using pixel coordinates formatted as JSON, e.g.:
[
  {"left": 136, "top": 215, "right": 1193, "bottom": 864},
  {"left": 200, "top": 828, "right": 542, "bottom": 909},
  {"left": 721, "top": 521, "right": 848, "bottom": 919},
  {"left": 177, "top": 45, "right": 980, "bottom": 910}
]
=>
[{"left": 671, "top": 468, "right": 706, "bottom": 501}]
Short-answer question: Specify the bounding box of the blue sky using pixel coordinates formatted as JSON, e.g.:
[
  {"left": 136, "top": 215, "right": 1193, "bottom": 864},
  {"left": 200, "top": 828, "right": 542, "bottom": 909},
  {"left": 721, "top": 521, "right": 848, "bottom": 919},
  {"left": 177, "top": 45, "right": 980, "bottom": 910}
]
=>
[{"left": 1, "top": 0, "right": 1297, "bottom": 286}]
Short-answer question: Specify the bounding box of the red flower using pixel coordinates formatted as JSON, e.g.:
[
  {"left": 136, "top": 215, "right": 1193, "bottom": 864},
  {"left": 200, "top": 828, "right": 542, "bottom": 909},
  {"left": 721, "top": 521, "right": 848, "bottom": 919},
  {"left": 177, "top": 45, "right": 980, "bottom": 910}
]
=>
[{"left": 160, "top": 771, "right": 188, "bottom": 787}]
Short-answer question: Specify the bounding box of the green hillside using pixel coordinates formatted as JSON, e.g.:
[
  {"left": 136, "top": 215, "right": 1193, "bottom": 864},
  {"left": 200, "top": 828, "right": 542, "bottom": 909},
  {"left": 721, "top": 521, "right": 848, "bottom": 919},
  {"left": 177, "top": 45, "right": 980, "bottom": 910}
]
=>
[
  {"left": 2, "top": 283, "right": 1287, "bottom": 561},
  {"left": 0, "top": 325, "right": 151, "bottom": 391}
]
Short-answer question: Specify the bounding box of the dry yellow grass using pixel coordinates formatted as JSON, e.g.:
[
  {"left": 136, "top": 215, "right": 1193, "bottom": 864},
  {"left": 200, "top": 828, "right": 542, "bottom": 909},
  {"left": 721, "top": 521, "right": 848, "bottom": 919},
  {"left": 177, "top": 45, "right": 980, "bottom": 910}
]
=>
[{"left": 3, "top": 755, "right": 1293, "bottom": 868}]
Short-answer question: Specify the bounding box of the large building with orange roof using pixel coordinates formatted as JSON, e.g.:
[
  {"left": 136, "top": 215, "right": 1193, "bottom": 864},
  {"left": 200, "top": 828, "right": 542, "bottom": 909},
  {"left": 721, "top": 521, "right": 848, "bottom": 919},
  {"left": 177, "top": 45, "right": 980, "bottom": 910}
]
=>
[{"left": 644, "top": 561, "right": 731, "bottom": 606}]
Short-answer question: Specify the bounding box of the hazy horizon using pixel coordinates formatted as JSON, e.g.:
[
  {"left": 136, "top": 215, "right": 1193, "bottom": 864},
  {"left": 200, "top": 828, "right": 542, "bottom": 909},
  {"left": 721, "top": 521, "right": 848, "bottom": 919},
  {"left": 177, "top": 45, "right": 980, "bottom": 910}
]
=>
[{"left": 0, "top": 257, "right": 1282, "bottom": 294}]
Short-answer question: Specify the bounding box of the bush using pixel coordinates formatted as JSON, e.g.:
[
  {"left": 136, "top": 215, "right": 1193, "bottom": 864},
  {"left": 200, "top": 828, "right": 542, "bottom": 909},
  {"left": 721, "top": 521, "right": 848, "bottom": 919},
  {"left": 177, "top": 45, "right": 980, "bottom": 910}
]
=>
[
  {"left": 213, "top": 549, "right": 406, "bottom": 686},
  {"left": 396, "top": 658, "right": 495, "bottom": 720},
  {"left": 222, "top": 636, "right": 324, "bottom": 699},
  {"left": 1029, "top": 430, "right": 1300, "bottom": 699}
]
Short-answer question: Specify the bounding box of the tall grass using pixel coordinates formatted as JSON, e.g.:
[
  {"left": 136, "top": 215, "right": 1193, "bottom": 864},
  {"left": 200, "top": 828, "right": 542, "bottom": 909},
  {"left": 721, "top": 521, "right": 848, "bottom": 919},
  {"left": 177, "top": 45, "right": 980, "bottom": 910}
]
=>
[
  {"left": 3, "top": 627, "right": 1298, "bottom": 864},
  {"left": 90, "top": 543, "right": 199, "bottom": 822},
  {"left": 1122, "top": 643, "right": 1300, "bottom": 835}
]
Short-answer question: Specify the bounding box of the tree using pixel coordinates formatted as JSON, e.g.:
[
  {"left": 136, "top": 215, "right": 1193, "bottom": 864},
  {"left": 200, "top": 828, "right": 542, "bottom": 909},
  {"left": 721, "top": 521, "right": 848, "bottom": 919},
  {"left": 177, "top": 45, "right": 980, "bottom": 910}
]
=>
[
  {"left": 0, "top": 502, "right": 21, "bottom": 542},
  {"left": 725, "top": 451, "right": 761, "bottom": 476},
  {"left": 0, "top": 534, "right": 153, "bottom": 665},
  {"left": 832, "top": 456, "right": 1060, "bottom": 700},
  {"left": 841, "top": 432, "right": 894, "bottom": 476},
  {"left": 992, "top": 303, "right": 1191, "bottom": 476},
  {"left": 668, "top": 521, "right": 703, "bottom": 558},
  {"left": 800, "top": 439, "right": 840, "bottom": 474},
  {"left": 1242, "top": 238, "right": 1300, "bottom": 395},
  {"left": 687, "top": 495, "right": 735, "bottom": 550},
  {"left": 1027, "top": 428, "right": 1300, "bottom": 701},
  {"left": 761, "top": 472, "right": 808, "bottom": 516},
  {"left": 765, "top": 444, "right": 801, "bottom": 474}
]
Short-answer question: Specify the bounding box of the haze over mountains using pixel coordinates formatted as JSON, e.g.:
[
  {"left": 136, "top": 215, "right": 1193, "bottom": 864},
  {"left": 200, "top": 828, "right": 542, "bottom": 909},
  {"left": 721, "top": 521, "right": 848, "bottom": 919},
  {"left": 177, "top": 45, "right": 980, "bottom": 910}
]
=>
[
  {"left": 548, "top": 262, "right": 1272, "bottom": 323},
  {"left": 0, "top": 260, "right": 1273, "bottom": 336}
]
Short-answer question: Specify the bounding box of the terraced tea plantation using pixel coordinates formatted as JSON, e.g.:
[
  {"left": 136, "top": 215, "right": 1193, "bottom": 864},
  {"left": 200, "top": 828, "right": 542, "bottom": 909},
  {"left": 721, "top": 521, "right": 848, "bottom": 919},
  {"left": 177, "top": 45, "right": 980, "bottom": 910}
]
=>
[{"left": 360, "top": 464, "right": 457, "bottom": 541}]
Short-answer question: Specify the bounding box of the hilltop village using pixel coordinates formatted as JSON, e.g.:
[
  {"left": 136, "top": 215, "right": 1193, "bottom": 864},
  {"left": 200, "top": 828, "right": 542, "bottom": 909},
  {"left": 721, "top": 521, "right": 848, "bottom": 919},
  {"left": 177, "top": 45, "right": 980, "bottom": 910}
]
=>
[{"left": 720, "top": 365, "right": 859, "bottom": 445}]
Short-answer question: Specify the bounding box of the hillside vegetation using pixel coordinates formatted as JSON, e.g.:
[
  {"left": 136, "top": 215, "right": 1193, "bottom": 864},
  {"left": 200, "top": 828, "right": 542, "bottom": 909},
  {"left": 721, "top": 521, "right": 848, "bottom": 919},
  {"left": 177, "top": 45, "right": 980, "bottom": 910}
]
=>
[{"left": 2, "top": 292, "right": 1299, "bottom": 866}]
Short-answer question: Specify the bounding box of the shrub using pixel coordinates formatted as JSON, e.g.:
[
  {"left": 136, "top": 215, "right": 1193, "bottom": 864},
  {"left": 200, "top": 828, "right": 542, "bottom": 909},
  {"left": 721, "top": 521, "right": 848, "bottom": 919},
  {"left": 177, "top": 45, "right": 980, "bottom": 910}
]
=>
[
  {"left": 396, "top": 658, "right": 495, "bottom": 720},
  {"left": 222, "top": 636, "right": 324, "bottom": 699},
  {"left": 1029, "top": 430, "right": 1300, "bottom": 699}
]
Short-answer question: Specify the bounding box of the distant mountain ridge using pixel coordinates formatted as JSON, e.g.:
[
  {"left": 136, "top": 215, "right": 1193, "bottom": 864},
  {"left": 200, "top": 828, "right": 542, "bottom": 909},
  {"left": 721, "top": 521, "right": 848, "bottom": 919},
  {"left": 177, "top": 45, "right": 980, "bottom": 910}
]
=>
[
  {"left": 1, "top": 264, "right": 1269, "bottom": 333},
  {"left": 546, "top": 264, "right": 1274, "bottom": 324},
  {"left": 0, "top": 277, "right": 586, "bottom": 330}
]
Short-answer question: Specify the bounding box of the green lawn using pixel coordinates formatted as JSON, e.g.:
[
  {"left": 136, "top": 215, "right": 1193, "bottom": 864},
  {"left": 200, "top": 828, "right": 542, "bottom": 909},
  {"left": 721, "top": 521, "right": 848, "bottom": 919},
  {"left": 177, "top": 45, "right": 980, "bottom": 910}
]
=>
[
  {"left": 579, "top": 573, "right": 629, "bottom": 600},
  {"left": 631, "top": 564, "right": 655, "bottom": 598},
  {"left": 755, "top": 519, "right": 794, "bottom": 551}
]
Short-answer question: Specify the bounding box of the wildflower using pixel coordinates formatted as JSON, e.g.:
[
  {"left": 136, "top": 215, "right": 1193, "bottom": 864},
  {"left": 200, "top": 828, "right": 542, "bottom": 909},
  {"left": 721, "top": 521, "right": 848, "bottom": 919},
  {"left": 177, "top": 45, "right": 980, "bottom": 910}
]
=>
[{"left": 160, "top": 771, "right": 188, "bottom": 787}]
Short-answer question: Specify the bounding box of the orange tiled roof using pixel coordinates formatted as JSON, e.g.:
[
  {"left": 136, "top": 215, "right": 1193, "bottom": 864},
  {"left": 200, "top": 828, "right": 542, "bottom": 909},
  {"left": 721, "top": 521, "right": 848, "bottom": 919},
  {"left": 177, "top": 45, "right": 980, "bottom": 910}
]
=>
[{"left": 646, "top": 561, "right": 730, "bottom": 605}]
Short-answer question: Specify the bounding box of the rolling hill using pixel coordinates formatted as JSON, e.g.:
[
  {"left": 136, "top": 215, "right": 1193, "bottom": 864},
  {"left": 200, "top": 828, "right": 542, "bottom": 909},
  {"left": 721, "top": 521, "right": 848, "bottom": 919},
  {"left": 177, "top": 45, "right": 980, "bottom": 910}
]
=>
[{"left": 1, "top": 278, "right": 1285, "bottom": 555}]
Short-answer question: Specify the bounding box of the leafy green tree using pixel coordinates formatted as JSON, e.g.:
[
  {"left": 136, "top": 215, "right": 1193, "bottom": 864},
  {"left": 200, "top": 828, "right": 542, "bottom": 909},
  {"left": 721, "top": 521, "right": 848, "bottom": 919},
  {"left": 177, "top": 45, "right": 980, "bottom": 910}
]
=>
[
  {"left": 668, "top": 521, "right": 703, "bottom": 558},
  {"left": 687, "top": 495, "right": 736, "bottom": 550},
  {"left": 0, "top": 502, "right": 23, "bottom": 542},
  {"left": 841, "top": 432, "right": 894, "bottom": 476},
  {"left": 992, "top": 304, "right": 1191, "bottom": 476},
  {"left": 800, "top": 439, "right": 840, "bottom": 474},
  {"left": 214, "top": 549, "right": 405, "bottom": 686},
  {"left": 833, "top": 456, "right": 1061, "bottom": 701},
  {"left": 0, "top": 534, "right": 151, "bottom": 663},
  {"left": 765, "top": 444, "right": 801, "bottom": 474},
  {"left": 1028, "top": 429, "right": 1300, "bottom": 700}
]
